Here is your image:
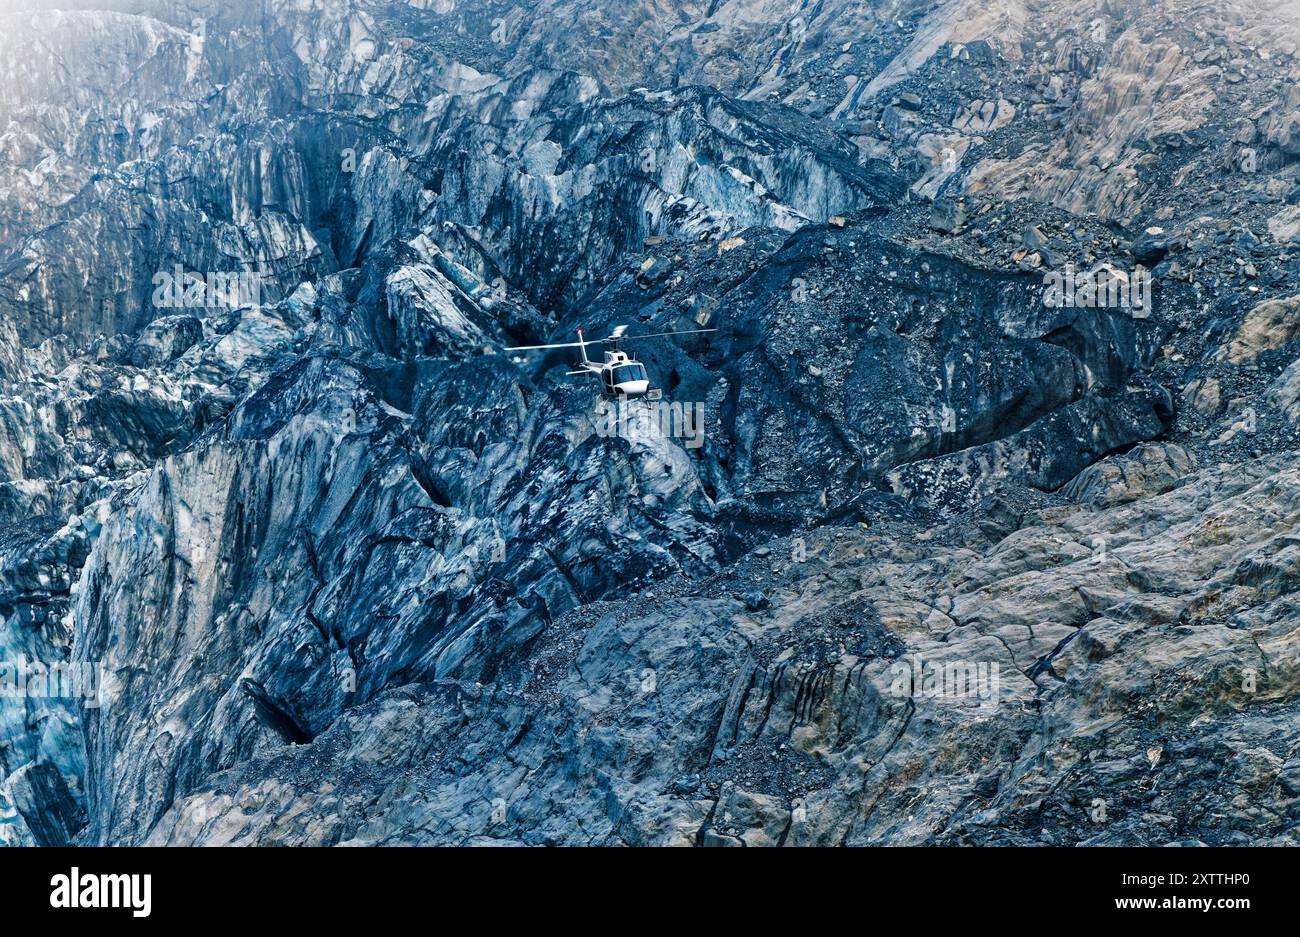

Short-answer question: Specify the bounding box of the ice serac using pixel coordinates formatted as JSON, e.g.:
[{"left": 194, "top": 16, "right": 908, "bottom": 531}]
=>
[{"left": 0, "top": 0, "right": 1298, "bottom": 846}]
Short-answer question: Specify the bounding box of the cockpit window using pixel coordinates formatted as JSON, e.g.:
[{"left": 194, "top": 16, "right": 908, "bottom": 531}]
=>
[{"left": 612, "top": 364, "right": 647, "bottom": 384}]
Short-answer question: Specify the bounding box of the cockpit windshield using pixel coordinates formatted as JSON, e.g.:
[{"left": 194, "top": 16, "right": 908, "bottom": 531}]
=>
[{"left": 612, "top": 364, "right": 647, "bottom": 384}]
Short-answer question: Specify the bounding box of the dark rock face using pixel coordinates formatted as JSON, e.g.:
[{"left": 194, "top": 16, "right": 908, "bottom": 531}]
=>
[{"left": 1, "top": 0, "right": 1299, "bottom": 846}]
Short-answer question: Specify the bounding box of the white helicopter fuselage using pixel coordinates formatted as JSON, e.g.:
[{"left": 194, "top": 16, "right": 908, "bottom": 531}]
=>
[
  {"left": 567, "top": 331, "right": 650, "bottom": 396},
  {"left": 507, "top": 324, "right": 714, "bottom": 399},
  {"left": 595, "top": 350, "right": 650, "bottom": 397}
]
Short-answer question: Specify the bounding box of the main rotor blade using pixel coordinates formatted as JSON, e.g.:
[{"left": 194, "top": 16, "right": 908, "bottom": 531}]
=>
[
  {"left": 510, "top": 327, "right": 717, "bottom": 349},
  {"left": 592, "top": 328, "right": 717, "bottom": 343},
  {"left": 504, "top": 340, "right": 589, "bottom": 351}
]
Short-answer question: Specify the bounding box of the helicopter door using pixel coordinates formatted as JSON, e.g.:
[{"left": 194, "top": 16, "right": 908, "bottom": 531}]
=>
[{"left": 603, "top": 369, "right": 616, "bottom": 394}]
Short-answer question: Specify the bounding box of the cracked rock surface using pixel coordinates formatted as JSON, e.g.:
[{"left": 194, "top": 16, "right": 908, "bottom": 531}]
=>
[{"left": 0, "top": 0, "right": 1298, "bottom": 846}]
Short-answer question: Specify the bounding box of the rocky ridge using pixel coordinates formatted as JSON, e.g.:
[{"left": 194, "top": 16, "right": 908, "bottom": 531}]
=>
[{"left": 0, "top": 0, "right": 1297, "bottom": 846}]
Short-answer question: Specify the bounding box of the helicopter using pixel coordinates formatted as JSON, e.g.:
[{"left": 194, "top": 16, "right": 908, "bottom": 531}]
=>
[{"left": 505, "top": 324, "right": 716, "bottom": 398}]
